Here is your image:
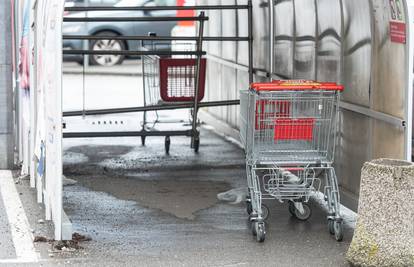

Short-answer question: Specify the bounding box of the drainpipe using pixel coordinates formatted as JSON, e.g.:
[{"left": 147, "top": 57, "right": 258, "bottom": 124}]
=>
[{"left": 0, "top": 0, "right": 15, "bottom": 169}]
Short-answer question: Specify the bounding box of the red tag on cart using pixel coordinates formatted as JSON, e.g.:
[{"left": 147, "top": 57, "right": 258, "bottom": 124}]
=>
[{"left": 274, "top": 118, "right": 315, "bottom": 141}]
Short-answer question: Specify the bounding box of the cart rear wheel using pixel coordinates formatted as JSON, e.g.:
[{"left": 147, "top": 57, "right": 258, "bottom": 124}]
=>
[
  {"left": 294, "top": 203, "right": 312, "bottom": 221},
  {"left": 165, "top": 136, "right": 171, "bottom": 154},
  {"left": 334, "top": 221, "right": 343, "bottom": 241},
  {"left": 141, "top": 136, "right": 146, "bottom": 146}
]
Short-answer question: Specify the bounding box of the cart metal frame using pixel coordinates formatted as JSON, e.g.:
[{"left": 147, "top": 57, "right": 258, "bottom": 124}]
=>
[{"left": 240, "top": 82, "right": 344, "bottom": 243}]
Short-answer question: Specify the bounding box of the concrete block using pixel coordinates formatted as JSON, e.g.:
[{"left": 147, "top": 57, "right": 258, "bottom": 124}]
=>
[
  {"left": 347, "top": 159, "right": 414, "bottom": 267},
  {"left": 61, "top": 208, "right": 73, "bottom": 241}
]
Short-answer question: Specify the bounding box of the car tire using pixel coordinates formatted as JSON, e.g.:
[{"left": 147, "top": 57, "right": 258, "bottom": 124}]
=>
[{"left": 90, "top": 31, "right": 126, "bottom": 66}]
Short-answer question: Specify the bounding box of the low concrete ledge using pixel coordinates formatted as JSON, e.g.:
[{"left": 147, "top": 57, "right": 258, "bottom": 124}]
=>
[
  {"left": 347, "top": 159, "right": 414, "bottom": 267},
  {"left": 61, "top": 209, "right": 73, "bottom": 241}
]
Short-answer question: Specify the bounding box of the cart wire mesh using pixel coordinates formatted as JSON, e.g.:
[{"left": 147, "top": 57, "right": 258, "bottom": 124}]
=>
[{"left": 240, "top": 89, "right": 340, "bottom": 164}]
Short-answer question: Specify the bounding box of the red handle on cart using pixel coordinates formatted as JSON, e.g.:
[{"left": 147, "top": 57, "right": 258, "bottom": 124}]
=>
[{"left": 250, "top": 80, "right": 344, "bottom": 92}]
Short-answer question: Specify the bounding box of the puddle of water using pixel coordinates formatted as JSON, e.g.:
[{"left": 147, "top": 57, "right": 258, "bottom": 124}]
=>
[{"left": 73, "top": 175, "right": 230, "bottom": 220}]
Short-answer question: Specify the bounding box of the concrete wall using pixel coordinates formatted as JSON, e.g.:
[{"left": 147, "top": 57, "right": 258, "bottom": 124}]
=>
[
  {"left": 0, "top": 0, "right": 15, "bottom": 169},
  {"left": 198, "top": 0, "right": 412, "bottom": 211}
]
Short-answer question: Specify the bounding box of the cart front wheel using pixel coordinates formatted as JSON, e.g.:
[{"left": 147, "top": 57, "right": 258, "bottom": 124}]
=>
[
  {"left": 261, "top": 204, "right": 270, "bottom": 221},
  {"left": 193, "top": 138, "right": 200, "bottom": 153},
  {"left": 288, "top": 201, "right": 296, "bottom": 217},
  {"left": 255, "top": 222, "right": 266, "bottom": 243},
  {"left": 246, "top": 199, "right": 253, "bottom": 215},
  {"left": 294, "top": 203, "right": 312, "bottom": 221},
  {"left": 328, "top": 219, "right": 335, "bottom": 235},
  {"left": 334, "top": 221, "right": 344, "bottom": 242},
  {"left": 165, "top": 136, "right": 171, "bottom": 154},
  {"left": 251, "top": 220, "right": 257, "bottom": 236}
]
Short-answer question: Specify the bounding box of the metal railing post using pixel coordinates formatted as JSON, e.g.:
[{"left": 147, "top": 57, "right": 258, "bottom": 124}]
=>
[
  {"left": 248, "top": 0, "right": 254, "bottom": 84},
  {"left": 191, "top": 11, "right": 205, "bottom": 149},
  {"left": 268, "top": 0, "right": 275, "bottom": 81}
]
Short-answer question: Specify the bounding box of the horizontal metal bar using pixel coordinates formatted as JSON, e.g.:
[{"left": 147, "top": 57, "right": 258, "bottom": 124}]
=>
[
  {"left": 339, "top": 101, "right": 406, "bottom": 128},
  {"left": 63, "top": 16, "right": 207, "bottom": 22},
  {"left": 206, "top": 54, "right": 271, "bottom": 79},
  {"left": 64, "top": 5, "right": 249, "bottom": 12},
  {"left": 62, "top": 35, "right": 250, "bottom": 42},
  {"left": 206, "top": 54, "right": 249, "bottom": 72},
  {"left": 63, "top": 50, "right": 206, "bottom": 56},
  {"left": 63, "top": 100, "right": 240, "bottom": 117},
  {"left": 63, "top": 130, "right": 193, "bottom": 138}
]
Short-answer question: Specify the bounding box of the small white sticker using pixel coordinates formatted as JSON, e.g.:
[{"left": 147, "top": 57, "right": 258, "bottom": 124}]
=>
[{"left": 319, "top": 104, "right": 323, "bottom": 110}]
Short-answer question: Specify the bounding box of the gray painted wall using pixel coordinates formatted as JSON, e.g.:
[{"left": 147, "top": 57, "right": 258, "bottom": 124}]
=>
[{"left": 0, "top": 0, "right": 14, "bottom": 169}]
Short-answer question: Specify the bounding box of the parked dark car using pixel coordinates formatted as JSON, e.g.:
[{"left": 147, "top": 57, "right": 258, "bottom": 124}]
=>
[{"left": 63, "top": 0, "right": 177, "bottom": 66}]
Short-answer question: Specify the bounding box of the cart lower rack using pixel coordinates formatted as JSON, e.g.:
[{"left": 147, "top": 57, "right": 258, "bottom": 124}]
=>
[{"left": 240, "top": 80, "right": 344, "bottom": 242}]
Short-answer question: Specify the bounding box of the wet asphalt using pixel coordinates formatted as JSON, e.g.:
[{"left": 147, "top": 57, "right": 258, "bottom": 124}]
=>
[
  {"left": 56, "top": 124, "right": 353, "bottom": 267},
  {"left": 0, "top": 122, "right": 354, "bottom": 267}
]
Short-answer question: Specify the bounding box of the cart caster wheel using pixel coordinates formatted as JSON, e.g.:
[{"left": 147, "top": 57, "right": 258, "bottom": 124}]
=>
[
  {"left": 255, "top": 222, "right": 266, "bottom": 243},
  {"left": 165, "top": 136, "right": 170, "bottom": 154},
  {"left": 328, "top": 219, "right": 335, "bottom": 235},
  {"left": 193, "top": 138, "right": 200, "bottom": 153},
  {"left": 294, "top": 203, "right": 312, "bottom": 221},
  {"left": 261, "top": 204, "right": 270, "bottom": 221},
  {"left": 288, "top": 201, "right": 296, "bottom": 217},
  {"left": 251, "top": 220, "right": 257, "bottom": 236},
  {"left": 246, "top": 199, "right": 253, "bottom": 215},
  {"left": 334, "top": 221, "right": 344, "bottom": 242},
  {"left": 141, "top": 136, "right": 146, "bottom": 146}
]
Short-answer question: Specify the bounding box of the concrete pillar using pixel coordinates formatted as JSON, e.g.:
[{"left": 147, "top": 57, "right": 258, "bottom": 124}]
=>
[
  {"left": 0, "top": 0, "right": 15, "bottom": 169},
  {"left": 347, "top": 159, "right": 414, "bottom": 266}
]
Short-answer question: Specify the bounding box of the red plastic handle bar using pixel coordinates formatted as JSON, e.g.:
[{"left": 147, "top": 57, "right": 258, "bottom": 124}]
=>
[{"left": 251, "top": 80, "right": 344, "bottom": 92}]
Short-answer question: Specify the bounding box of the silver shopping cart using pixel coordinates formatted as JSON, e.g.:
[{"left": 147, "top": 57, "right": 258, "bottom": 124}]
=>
[
  {"left": 139, "top": 29, "right": 207, "bottom": 153},
  {"left": 240, "top": 80, "right": 344, "bottom": 242}
]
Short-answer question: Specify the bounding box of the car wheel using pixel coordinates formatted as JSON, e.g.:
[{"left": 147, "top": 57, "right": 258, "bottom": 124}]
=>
[{"left": 90, "top": 31, "right": 126, "bottom": 66}]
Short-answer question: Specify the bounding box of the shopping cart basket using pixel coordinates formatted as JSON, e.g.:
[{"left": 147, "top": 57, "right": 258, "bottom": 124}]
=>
[
  {"left": 143, "top": 56, "right": 206, "bottom": 105},
  {"left": 240, "top": 80, "right": 344, "bottom": 242}
]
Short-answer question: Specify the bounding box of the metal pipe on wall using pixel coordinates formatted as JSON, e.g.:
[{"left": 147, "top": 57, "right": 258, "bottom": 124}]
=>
[
  {"left": 0, "top": 0, "right": 14, "bottom": 169},
  {"left": 268, "top": 0, "right": 274, "bottom": 80}
]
